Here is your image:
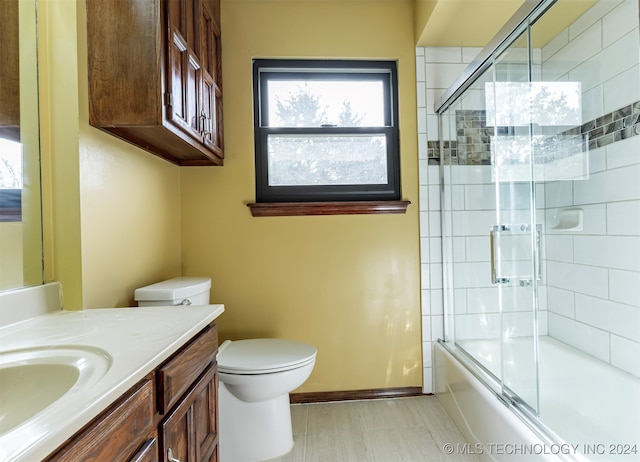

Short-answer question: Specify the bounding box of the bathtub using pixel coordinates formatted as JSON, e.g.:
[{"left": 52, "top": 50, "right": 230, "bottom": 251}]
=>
[{"left": 434, "top": 336, "right": 640, "bottom": 462}]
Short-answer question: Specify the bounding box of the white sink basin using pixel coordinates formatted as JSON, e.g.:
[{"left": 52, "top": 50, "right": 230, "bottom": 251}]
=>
[{"left": 0, "top": 346, "right": 112, "bottom": 434}]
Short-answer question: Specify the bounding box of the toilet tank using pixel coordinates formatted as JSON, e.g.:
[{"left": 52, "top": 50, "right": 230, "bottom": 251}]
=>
[{"left": 134, "top": 277, "right": 211, "bottom": 307}]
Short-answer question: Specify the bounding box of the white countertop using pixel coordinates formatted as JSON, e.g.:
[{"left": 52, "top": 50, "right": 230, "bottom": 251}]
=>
[{"left": 0, "top": 304, "right": 225, "bottom": 462}]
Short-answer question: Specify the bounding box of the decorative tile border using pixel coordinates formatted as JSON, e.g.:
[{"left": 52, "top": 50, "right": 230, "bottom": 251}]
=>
[{"left": 431, "top": 101, "right": 640, "bottom": 164}]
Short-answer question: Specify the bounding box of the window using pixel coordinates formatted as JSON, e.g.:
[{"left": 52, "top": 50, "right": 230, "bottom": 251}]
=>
[
  {"left": 252, "top": 59, "right": 401, "bottom": 204},
  {"left": 0, "top": 138, "right": 22, "bottom": 222}
]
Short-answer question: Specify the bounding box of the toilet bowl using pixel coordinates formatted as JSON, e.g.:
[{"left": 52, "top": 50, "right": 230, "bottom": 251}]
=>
[
  {"left": 134, "top": 277, "right": 317, "bottom": 462},
  {"left": 218, "top": 339, "right": 316, "bottom": 462}
]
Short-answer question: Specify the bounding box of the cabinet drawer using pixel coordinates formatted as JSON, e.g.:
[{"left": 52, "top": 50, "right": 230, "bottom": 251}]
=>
[
  {"left": 46, "top": 378, "right": 155, "bottom": 461},
  {"left": 157, "top": 325, "right": 218, "bottom": 413}
]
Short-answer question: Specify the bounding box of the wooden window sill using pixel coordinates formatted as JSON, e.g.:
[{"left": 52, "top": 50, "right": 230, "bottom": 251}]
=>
[{"left": 247, "top": 200, "right": 410, "bottom": 217}]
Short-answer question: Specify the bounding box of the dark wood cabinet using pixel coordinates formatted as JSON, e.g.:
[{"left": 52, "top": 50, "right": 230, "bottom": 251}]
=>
[
  {"left": 86, "top": 0, "right": 223, "bottom": 166},
  {"left": 45, "top": 378, "right": 158, "bottom": 461},
  {"left": 160, "top": 365, "right": 218, "bottom": 462},
  {"left": 46, "top": 324, "right": 219, "bottom": 462}
]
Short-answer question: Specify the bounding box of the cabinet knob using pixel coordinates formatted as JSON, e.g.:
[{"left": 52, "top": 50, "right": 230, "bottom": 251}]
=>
[{"left": 167, "top": 448, "right": 181, "bottom": 462}]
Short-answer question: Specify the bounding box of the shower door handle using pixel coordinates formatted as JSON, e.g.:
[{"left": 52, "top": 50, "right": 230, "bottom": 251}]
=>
[
  {"left": 490, "top": 225, "right": 510, "bottom": 284},
  {"left": 490, "top": 224, "right": 542, "bottom": 285}
]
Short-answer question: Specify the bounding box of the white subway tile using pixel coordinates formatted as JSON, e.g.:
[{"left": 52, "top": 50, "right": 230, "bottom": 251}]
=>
[
  {"left": 428, "top": 185, "right": 441, "bottom": 211},
  {"left": 462, "top": 47, "right": 483, "bottom": 64},
  {"left": 569, "top": 0, "right": 621, "bottom": 41},
  {"left": 427, "top": 89, "right": 445, "bottom": 115},
  {"left": 426, "top": 114, "right": 439, "bottom": 141},
  {"left": 544, "top": 181, "right": 573, "bottom": 209},
  {"left": 606, "top": 135, "right": 640, "bottom": 169},
  {"left": 420, "top": 237, "right": 430, "bottom": 263},
  {"left": 609, "top": 269, "right": 640, "bottom": 307},
  {"left": 423, "top": 367, "right": 433, "bottom": 394},
  {"left": 428, "top": 165, "right": 440, "bottom": 185},
  {"left": 574, "top": 164, "right": 640, "bottom": 204},
  {"left": 452, "top": 210, "right": 496, "bottom": 236},
  {"left": 425, "top": 47, "right": 462, "bottom": 63},
  {"left": 451, "top": 165, "right": 492, "bottom": 185},
  {"left": 431, "top": 314, "right": 444, "bottom": 341},
  {"left": 429, "top": 238, "right": 442, "bottom": 263},
  {"left": 538, "top": 311, "right": 548, "bottom": 335},
  {"left": 423, "top": 341, "right": 433, "bottom": 368},
  {"left": 466, "top": 288, "right": 499, "bottom": 314},
  {"left": 418, "top": 159, "right": 429, "bottom": 186},
  {"left": 416, "top": 47, "right": 425, "bottom": 57},
  {"left": 574, "top": 235, "right": 640, "bottom": 271},
  {"left": 416, "top": 82, "right": 426, "bottom": 109},
  {"left": 501, "top": 285, "right": 535, "bottom": 313},
  {"left": 453, "top": 262, "right": 491, "bottom": 289},
  {"left": 418, "top": 133, "right": 428, "bottom": 160},
  {"left": 571, "top": 30, "right": 639, "bottom": 91},
  {"left": 464, "top": 184, "right": 495, "bottom": 210},
  {"left": 546, "top": 261, "right": 609, "bottom": 298},
  {"left": 503, "top": 312, "right": 536, "bottom": 337},
  {"left": 547, "top": 286, "right": 576, "bottom": 318},
  {"left": 415, "top": 55, "right": 426, "bottom": 82},
  {"left": 419, "top": 211, "right": 430, "bottom": 237},
  {"left": 548, "top": 312, "right": 610, "bottom": 362},
  {"left": 581, "top": 84, "right": 604, "bottom": 123},
  {"left": 431, "top": 289, "right": 445, "bottom": 316},
  {"left": 455, "top": 313, "right": 500, "bottom": 340},
  {"left": 451, "top": 185, "right": 464, "bottom": 210},
  {"left": 610, "top": 334, "right": 640, "bottom": 376},
  {"left": 575, "top": 293, "right": 640, "bottom": 342},
  {"left": 602, "top": 0, "right": 640, "bottom": 47},
  {"left": 426, "top": 63, "right": 471, "bottom": 90},
  {"left": 603, "top": 65, "right": 640, "bottom": 114},
  {"left": 545, "top": 235, "right": 574, "bottom": 262},
  {"left": 421, "top": 263, "right": 430, "bottom": 290},
  {"left": 607, "top": 201, "right": 640, "bottom": 236},
  {"left": 465, "top": 236, "right": 488, "bottom": 262},
  {"left": 429, "top": 211, "right": 442, "bottom": 236},
  {"left": 417, "top": 107, "right": 427, "bottom": 135},
  {"left": 555, "top": 21, "right": 603, "bottom": 74},
  {"left": 422, "top": 315, "right": 432, "bottom": 342},
  {"left": 421, "top": 289, "right": 430, "bottom": 315},
  {"left": 430, "top": 263, "right": 443, "bottom": 289},
  {"left": 542, "top": 28, "right": 569, "bottom": 62},
  {"left": 419, "top": 185, "right": 429, "bottom": 211},
  {"left": 452, "top": 289, "right": 465, "bottom": 315},
  {"left": 452, "top": 236, "right": 466, "bottom": 263},
  {"left": 588, "top": 146, "right": 607, "bottom": 174}
]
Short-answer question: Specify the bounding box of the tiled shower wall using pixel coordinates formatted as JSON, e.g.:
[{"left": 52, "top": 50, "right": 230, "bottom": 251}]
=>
[
  {"left": 417, "top": 0, "right": 640, "bottom": 392},
  {"left": 541, "top": 0, "right": 640, "bottom": 376}
]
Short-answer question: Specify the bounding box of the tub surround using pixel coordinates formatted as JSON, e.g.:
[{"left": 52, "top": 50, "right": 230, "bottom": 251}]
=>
[{"left": 0, "top": 297, "right": 224, "bottom": 462}]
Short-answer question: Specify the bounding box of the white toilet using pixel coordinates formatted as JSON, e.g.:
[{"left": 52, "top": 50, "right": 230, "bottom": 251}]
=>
[{"left": 134, "top": 277, "right": 317, "bottom": 462}]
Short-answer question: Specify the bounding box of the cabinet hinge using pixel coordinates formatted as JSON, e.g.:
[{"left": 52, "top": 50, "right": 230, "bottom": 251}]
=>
[{"left": 164, "top": 92, "right": 173, "bottom": 107}]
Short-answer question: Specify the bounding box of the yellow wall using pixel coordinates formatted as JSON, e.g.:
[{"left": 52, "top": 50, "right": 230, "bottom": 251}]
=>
[
  {"left": 39, "top": 0, "right": 182, "bottom": 309},
  {"left": 37, "top": 0, "right": 422, "bottom": 392},
  {"left": 181, "top": 0, "right": 422, "bottom": 392}
]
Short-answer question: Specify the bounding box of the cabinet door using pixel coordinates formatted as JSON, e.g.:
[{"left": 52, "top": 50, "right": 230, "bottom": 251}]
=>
[
  {"left": 199, "top": 0, "right": 223, "bottom": 157},
  {"left": 45, "top": 379, "right": 156, "bottom": 461},
  {"left": 161, "top": 364, "right": 218, "bottom": 462},
  {"left": 166, "top": 0, "right": 202, "bottom": 143}
]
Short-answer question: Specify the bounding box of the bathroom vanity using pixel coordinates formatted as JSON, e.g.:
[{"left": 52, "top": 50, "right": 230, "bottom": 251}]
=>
[{"left": 0, "top": 295, "right": 224, "bottom": 462}]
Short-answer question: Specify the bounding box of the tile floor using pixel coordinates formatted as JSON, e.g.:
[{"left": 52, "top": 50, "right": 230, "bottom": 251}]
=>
[{"left": 272, "top": 396, "right": 479, "bottom": 462}]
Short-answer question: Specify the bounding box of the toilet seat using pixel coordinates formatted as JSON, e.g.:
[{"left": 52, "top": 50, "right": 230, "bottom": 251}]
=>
[{"left": 218, "top": 339, "right": 317, "bottom": 375}]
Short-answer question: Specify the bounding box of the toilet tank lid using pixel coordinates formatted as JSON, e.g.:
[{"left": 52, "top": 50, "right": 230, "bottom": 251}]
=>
[{"left": 134, "top": 277, "right": 211, "bottom": 301}]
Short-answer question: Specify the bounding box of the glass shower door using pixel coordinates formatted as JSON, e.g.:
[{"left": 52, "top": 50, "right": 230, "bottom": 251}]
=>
[{"left": 488, "top": 29, "right": 541, "bottom": 415}]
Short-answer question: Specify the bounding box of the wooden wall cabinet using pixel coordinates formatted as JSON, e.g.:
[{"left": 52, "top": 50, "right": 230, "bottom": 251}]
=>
[
  {"left": 86, "top": 0, "right": 223, "bottom": 166},
  {"left": 46, "top": 324, "right": 219, "bottom": 462}
]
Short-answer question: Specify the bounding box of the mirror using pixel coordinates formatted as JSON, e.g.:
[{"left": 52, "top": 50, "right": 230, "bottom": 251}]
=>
[{"left": 0, "top": 0, "right": 44, "bottom": 291}]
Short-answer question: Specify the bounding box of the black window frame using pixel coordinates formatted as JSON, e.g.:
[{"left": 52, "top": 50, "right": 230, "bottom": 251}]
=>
[{"left": 252, "top": 59, "right": 401, "bottom": 203}]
